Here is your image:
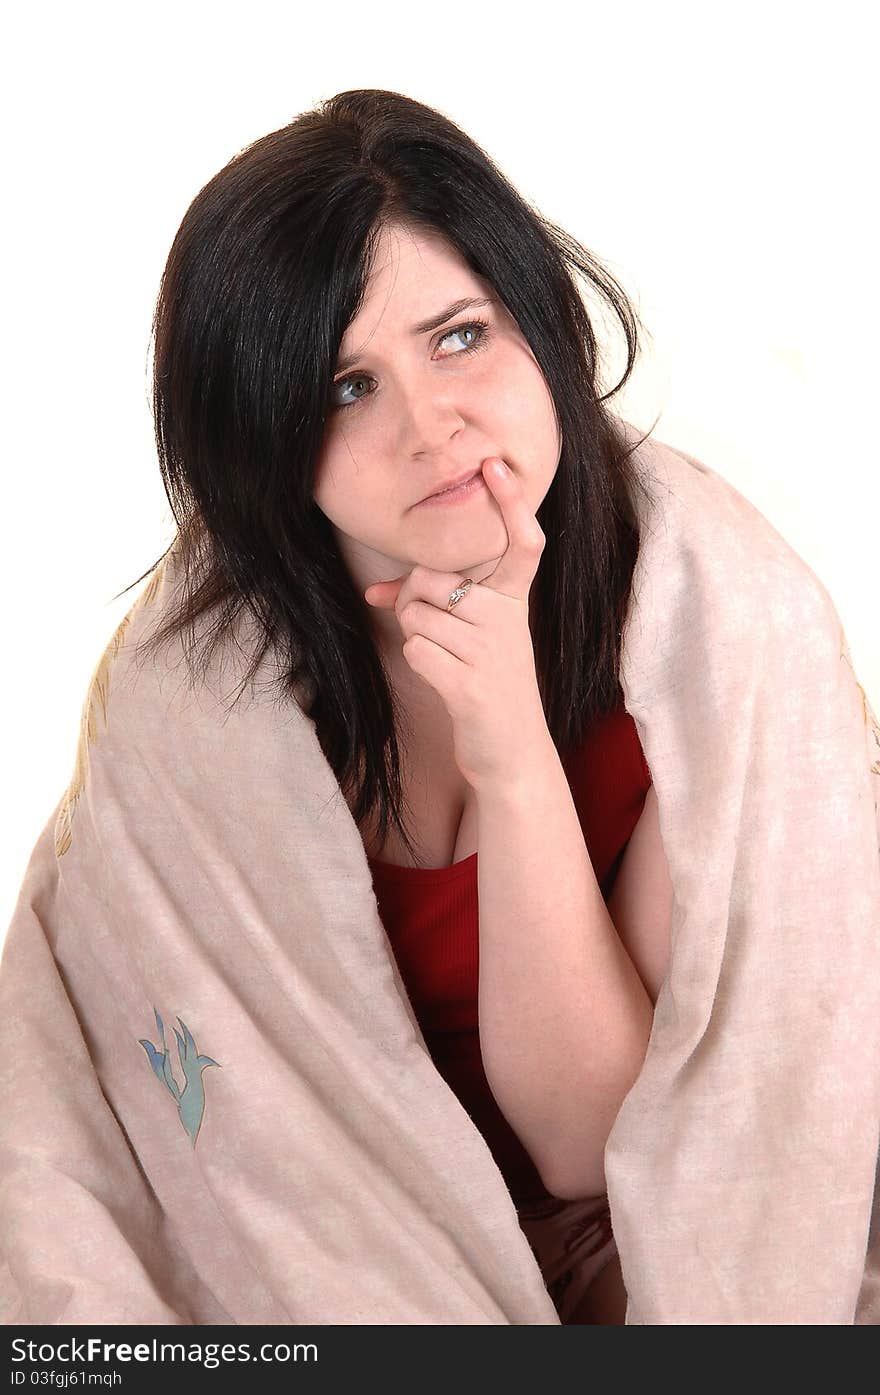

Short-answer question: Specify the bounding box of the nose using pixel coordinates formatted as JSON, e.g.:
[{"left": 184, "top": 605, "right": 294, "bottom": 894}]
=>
[{"left": 396, "top": 372, "right": 467, "bottom": 455}]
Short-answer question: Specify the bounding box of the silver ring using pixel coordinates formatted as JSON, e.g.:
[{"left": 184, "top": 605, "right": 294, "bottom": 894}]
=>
[{"left": 446, "top": 578, "right": 475, "bottom": 612}]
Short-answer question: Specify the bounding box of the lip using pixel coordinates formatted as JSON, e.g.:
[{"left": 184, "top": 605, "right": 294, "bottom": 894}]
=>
[{"left": 417, "top": 468, "right": 486, "bottom": 507}]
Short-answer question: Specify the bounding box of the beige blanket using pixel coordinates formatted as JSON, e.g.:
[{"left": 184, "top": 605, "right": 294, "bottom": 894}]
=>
[{"left": 2, "top": 424, "right": 878, "bottom": 1324}]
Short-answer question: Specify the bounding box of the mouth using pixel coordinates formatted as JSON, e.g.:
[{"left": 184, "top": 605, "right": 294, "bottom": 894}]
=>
[{"left": 416, "top": 468, "right": 487, "bottom": 508}]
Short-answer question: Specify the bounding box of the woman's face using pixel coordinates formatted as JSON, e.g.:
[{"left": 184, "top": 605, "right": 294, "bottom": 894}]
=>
[{"left": 311, "top": 222, "right": 562, "bottom": 648}]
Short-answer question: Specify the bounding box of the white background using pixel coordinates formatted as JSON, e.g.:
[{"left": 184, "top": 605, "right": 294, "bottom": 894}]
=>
[{"left": 3, "top": 0, "right": 876, "bottom": 934}]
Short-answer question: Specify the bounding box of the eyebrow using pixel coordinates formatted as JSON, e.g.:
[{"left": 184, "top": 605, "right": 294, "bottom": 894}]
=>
[{"left": 334, "top": 296, "right": 495, "bottom": 375}]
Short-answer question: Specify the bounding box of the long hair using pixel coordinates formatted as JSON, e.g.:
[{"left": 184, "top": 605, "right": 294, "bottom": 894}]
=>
[{"left": 118, "top": 88, "right": 659, "bottom": 868}]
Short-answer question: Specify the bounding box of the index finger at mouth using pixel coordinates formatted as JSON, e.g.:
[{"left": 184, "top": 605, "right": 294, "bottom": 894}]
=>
[
  {"left": 481, "top": 462, "right": 545, "bottom": 594},
  {"left": 490, "top": 460, "right": 544, "bottom": 550}
]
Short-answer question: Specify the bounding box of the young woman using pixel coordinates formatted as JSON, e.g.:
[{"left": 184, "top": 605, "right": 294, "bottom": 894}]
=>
[
  {"left": 4, "top": 87, "right": 877, "bottom": 1327},
  {"left": 117, "top": 87, "right": 674, "bottom": 1324}
]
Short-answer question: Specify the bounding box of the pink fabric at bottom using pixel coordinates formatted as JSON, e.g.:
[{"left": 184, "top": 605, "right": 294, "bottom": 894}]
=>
[{"left": 516, "top": 1194, "right": 617, "bottom": 1324}]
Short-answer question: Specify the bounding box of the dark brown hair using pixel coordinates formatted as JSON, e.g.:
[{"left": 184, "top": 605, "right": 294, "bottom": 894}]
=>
[{"left": 118, "top": 88, "right": 659, "bottom": 867}]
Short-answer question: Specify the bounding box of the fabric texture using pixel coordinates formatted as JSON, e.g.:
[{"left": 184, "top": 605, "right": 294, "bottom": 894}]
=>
[
  {"left": 515, "top": 1192, "right": 617, "bottom": 1323},
  {"left": 2, "top": 420, "right": 879, "bottom": 1325}
]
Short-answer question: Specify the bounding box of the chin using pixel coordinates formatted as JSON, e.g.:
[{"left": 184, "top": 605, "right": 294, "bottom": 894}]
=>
[
  {"left": 419, "top": 526, "right": 508, "bottom": 573},
  {"left": 420, "top": 551, "right": 501, "bottom": 579}
]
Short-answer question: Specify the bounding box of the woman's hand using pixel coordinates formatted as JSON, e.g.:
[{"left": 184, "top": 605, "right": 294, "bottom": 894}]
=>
[{"left": 364, "top": 456, "right": 552, "bottom": 794}]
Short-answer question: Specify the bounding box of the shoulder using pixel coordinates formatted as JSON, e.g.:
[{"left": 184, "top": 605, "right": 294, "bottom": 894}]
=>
[{"left": 619, "top": 425, "right": 843, "bottom": 668}]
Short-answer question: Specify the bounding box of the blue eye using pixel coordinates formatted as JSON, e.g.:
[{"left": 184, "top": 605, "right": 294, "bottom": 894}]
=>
[
  {"left": 330, "top": 317, "right": 492, "bottom": 411},
  {"left": 442, "top": 322, "right": 486, "bottom": 354}
]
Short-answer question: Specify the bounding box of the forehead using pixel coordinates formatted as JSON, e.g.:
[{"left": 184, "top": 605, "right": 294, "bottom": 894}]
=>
[{"left": 341, "top": 224, "right": 489, "bottom": 342}]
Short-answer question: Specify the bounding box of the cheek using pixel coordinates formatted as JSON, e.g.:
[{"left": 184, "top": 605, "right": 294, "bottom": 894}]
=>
[
  {"left": 310, "top": 453, "right": 331, "bottom": 510},
  {"left": 494, "top": 357, "right": 557, "bottom": 447},
  {"left": 311, "top": 446, "right": 388, "bottom": 535},
  {"left": 311, "top": 429, "right": 355, "bottom": 504},
  {"left": 310, "top": 444, "right": 352, "bottom": 519}
]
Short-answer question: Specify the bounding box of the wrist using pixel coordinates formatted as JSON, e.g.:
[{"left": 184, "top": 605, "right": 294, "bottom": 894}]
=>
[{"left": 471, "top": 726, "right": 560, "bottom": 805}]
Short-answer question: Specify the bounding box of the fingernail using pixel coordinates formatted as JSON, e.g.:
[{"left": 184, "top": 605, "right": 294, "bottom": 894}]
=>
[{"left": 491, "top": 459, "right": 509, "bottom": 477}]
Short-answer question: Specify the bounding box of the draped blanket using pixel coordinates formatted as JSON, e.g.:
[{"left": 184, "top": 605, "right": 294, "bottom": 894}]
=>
[{"left": 2, "top": 423, "right": 878, "bottom": 1324}]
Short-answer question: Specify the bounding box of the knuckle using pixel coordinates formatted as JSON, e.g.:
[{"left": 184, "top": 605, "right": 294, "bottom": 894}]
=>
[{"left": 461, "top": 679, "right": 480, "bottom": 714}]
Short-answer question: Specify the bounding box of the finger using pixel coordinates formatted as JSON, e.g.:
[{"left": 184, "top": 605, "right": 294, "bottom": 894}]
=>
[
  {"left": 364, "top": 575, "right": 408, "bottom": 608},
  {"left": 397, "top": 599, "right": 478, "bottom": 665},
  {"left": 366, "top": 566, "right": 478, "bottom": 622},
  {"left": 388, "top": 564, "right": 489, "bottom": 625},
  {"left": 400, "top": 630, "right": 467, "bottom": 709},
  {"left": 479, "top": 457, "right": 545, "bottom": 600}
]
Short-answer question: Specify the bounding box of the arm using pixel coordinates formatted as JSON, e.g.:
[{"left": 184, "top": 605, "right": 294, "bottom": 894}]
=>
[
  {"left": 475, "top": 732, "right": 659, "bottom": 1201},
  {"left": 604, "top": 783, "right": 673, "bottom": 1007}
]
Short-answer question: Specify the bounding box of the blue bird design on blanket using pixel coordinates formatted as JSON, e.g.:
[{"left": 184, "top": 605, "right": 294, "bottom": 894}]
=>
[{"left": 138, "top": 1008, "right": 220, "bottom": 1146}]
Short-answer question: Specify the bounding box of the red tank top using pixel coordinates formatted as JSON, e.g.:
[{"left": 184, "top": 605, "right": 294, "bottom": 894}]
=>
[{"left": 367, "top": 703, "right": 652, "bottom": 1207}]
